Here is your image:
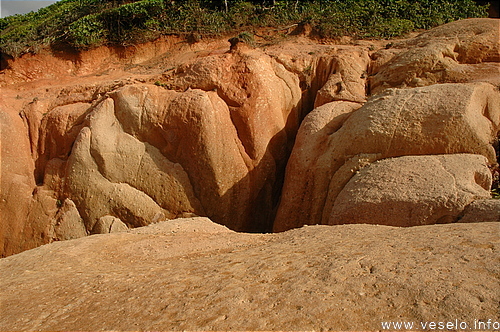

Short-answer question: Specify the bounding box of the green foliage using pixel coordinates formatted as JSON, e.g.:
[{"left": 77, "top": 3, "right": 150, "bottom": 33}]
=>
[
  {"left": 0, "top": 0, "right": 489, "bottom": 57},
  {"left": 154, "top": 80, "right": 167, "bottom": 87},
  {"left": 68, "top": 14, "right": 106, "bottom": 48}
]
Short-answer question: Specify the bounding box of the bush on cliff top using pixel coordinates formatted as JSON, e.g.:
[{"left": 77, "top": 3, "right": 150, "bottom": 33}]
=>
[{"left": 0, "top": 0, "right": 488, "bottom": 57}]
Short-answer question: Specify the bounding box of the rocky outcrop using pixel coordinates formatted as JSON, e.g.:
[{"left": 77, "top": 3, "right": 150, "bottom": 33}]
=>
[
  {"left": 274, "top": 82, "right": 500, "bottom": 231},
  {"left": 0, "top": 18, "right": 499, "bottom": 331},
  {"left": 0, "top": 217, "right": 498, "bottom": 331},
  {"left": 313, "top": 50, "right": 370, "bottom": 107},
  {"left": 166, "top": 48, "right": 302, "bottom": 164},
  {"left": 329, "top": 154, "right": 492, "bottom": 227},
  {"left": 459, "top": 199, "right": 500, "bottom": 223},
  {"left": 0, "top": 97, "right": 58, "bottom": 257},
  {"left": 370, "top": 18, "right": 500, "bottom": 94},
  {"left": 66, "top": 94, "right": 202, "bottom": 231},
  {"left": 63, "top": 47, "right": 303, "bottom": 234},
  {"left": 2, "top": 42, "right": 302, "bottom": 255},
  {"left": 1, "top": 18, "right": 499, "bottom": 256}
]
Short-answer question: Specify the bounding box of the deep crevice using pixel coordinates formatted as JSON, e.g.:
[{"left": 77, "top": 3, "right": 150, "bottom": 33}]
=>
[{"left": 491, "top": 133, "right": 500, "bottom": 196}]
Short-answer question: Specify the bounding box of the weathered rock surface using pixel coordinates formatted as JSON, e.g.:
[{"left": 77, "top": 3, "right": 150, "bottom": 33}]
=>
[
  {"left": 370, "top": 18, "right": 500, "bottom": 94},
  {"left": 0, "top": 217, "right": 498, "bottom": 331},
  {"left": 0, "top": 96, "right": 59, "bottom": 257},
  {"left": 275, "top": 82, "right": 500, "bottom": 231},
  {"left": 0, "top": 18, "right": 499, "bottom": 331},
  {"left": 66, "top": 93, "right": 203, "bottom": 231},
  {"left": 1, "top": 18, "right": 499, "bottom": 257},
  {"left": 35, "top": 102, "right": 90, "bottom": 184},
  {"left": 65, "top": 45, "right": 303, "bottom": 233},
  {"left": 313, "top": 50, "right": 370, "bottom": 107},
  {"left": 329, "top": 154, "right": 492, "bottom": 227},
  {"left": 91, "top": 215, "right": 128, "bottom": 234},
  {"left": 167, "top": 48, "right": 302, "bottom": 164},
  {"left": 459, "top": 199, "right": 500, "bottom": 223},
  {"left": 49, "top": 198, "right": 87, "bottom": 241}
]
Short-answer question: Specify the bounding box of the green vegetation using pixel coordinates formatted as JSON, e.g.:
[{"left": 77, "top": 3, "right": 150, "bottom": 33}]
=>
[{"left": 0, "top": 0, "right": 488, "bottom": 57}]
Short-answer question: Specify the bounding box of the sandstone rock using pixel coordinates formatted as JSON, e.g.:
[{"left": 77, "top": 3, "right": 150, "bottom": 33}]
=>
[
  {"left": 0, "top": 219, "right": 498, "bottom": 331},
  {"left": 0, "top": 84, "right": 106, "bottom": 256},
  {"left": 110, "top": 85, "right": 252, "bottom": 230},
  {"left": 329, "top": 154, "right": 492, "bottom": 227},
  {"left": 370, "top": 18, "right": 500, "bottom": 94},
  {"left": 459, "top": 199, "right": 500, "bottom": 223},
  {"left": 92, "top": 215, "right": 128, "bottom": 234},
  {"left": 66, "top": 59, "right": 301, "bottom": 232},
  {"left": 50, "top": 198, "right": 87, "bottom": 240},
  {"left": 314, "top": 50, "right": 370, "bottom": 107},
  {"left": 266, "top": 44, "right": 369, "bottom": 116},
  {"left": 168, "top": 48, "right": 302, "bottom": 164},
  {"left": 35, "top": 102, "right": 90, "bottom": 184},
  {"left": 275, "top": 83, "right": 500, "bottom": 231},
  {"left": 3, "top": 43, "right": 305, "bottom": 254},
  {"left": 101, "top": 48, "right": 302, "bottom": 232},
  {"left": 273, "top": 101, "right": 363, "bottom": 231},
  {"left": 0, "top": 99, "right": 46, "bottom": 257},
  {"left": 2, "top": 19, "right": 499, "bottom": 257},
  {"left": 65, "top": 99, "right": 190, "bottom": 232}
]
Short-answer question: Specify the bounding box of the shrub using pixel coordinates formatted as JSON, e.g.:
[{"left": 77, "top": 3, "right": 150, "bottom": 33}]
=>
[
  {"left": 0, "top": 0, "right": 489, "bottom": 57},
  {"left": 68, "top": 14, "right": 106, "bottom": 48}
]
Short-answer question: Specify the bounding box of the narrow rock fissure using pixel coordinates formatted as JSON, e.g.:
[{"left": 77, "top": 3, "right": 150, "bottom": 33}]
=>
[
  {"left": 492, "top": 133, "right": 500, "bottom": 194},
  {"left": 265, "top": 60, "right": 347, "bottom": 232}
]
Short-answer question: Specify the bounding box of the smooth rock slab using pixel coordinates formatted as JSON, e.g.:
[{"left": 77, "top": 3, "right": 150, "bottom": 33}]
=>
[{"left": 0, "top": 218, "right": 498, "bottom": 331}]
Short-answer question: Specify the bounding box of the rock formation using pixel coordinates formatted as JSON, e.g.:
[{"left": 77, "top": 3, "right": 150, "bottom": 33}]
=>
[
  {"left": 0, "top": 18, "right": 499, "bottom": 256},
  {"left": 274, "top": 82, "right": 500, "bottom": 231},
  {"left": 0, "top": 16, "right": 499, "bottom": 332},
  {"left": 0, "top": 217, "right": 498, "bottom": 330},
  {"left": 369, "top": 18, "right": 500, "bottom": 94},
  {"left": 329, "top": 154, "right": 492, "bottom": 227}
]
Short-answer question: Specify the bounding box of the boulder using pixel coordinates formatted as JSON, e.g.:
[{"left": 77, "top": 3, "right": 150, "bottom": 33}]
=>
[
  {"left": 50, "top": 198, "right": 87, "bottom": 240},
  {"left": 459, "top": 199, "right": 500, "bottom": 223},
  {"left": 313, "top": 50, "right": 370, "bottom": 107},
  {"left": 328, "top": 154, "right": 492, "bottom": 227},
  {"left": 370, "top": 18, "right": 500, "bottom": 94},
  {"left": 274, "top": 83, "right": 500, "bottom": 231},
  {"left": 92, "top": 215, "right": 129, "bottom": 234}
]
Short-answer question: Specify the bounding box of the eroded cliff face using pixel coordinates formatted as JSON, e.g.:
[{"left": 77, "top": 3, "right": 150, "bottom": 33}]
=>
[{"left": 1, "top": 18, "right": 499, "bottom": 256}]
